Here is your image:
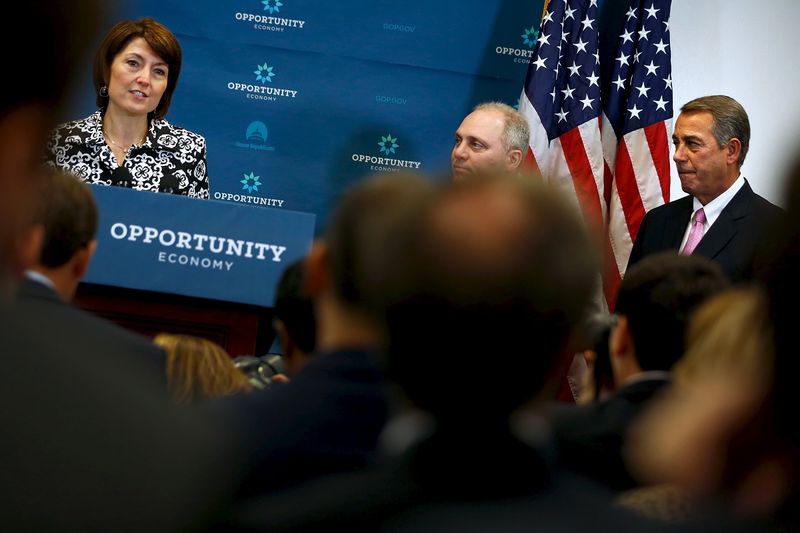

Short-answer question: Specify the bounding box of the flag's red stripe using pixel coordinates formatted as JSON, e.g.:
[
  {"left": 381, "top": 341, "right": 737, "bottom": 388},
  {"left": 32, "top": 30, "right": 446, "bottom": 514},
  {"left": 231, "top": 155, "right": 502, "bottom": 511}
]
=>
[
  {"left": 523, "top": 146, "right": 541, "bottom": 176},
  {"left": 560, "top": 127, "right": 604, "bottom": 232},
  {"left": 644, "top": 121, "right": 671, "bottom": 204},
  {"left": 603, "top": 232, "right": 622, "bottom": 311},
  {"left": 614, "top": 141, "right": 646, "bottom": 242}
]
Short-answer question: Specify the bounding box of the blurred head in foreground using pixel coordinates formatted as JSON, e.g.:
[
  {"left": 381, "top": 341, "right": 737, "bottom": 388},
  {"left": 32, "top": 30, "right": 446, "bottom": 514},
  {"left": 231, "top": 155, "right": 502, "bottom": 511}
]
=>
[{"left": 384, "top": 173, "right": 598, "bottom": 427}]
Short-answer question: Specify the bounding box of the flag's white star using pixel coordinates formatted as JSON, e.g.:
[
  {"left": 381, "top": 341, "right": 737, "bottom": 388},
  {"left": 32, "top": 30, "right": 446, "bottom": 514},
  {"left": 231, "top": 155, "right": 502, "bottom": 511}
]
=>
[
  {"left": 663, "top": 74, "right": 673, "bottom": 90},
  {"left": 635, "top": 82, "right": 651, "bottom": 98},
  {"left": 620, "top": 29, "right": 634, "bottom": 44},
  {"left": 543, "top": 11, "right": 554, "bottom": 24},
  {"left": 550, "top": 88, "right": 557, "bottom": 102},
  {"left": 644, "top": 60, "right": 659, "bottom": 76},
  {"left": 538, "top": 32, "right": 551, "bottom": 47},
  {"left": 556, "top": 107, "right": 570, "bottom": 123},
  {"left": 580, "top": 95, "right": 594, "bottom": 110},
  {"left": 533, "top": 55, "right": 547, "bottom": 70},
  {"left": 613, "top": 75, "right": 626, "bottom": 91},
  {"left": 633, "top": 50, "right": 642, "bottom": 64},
  {"left": 567, "top": 61, "right": 581, "bottom": 77},
  {"left": 574, "top": 38, "right": 588, "bottom": 54},
  {"left": 654, "top": 96, "right": 669, "bottom": 111},
  {"left": 638, "top": 27, "right": 651, "bottom": 41},
  {"left": 564, "top": 6, "right": 576, "bottom": 20},
  {"left": 561, "top": 85, "right": 576, "bottom": 100},
  {"left": 628, "top": 104, "right": 642, "bottom": 119},
  {"left": 654, "top": 39, "right": 669, "bottom": 54},
  {"left": 616, "top": 51, "right": 630, "bottom": 66},
  {"left": 663, "top": 19, "right": 670, "bottom": 32},
  {"left": 645, "top": 5, "right": 660, "bottom": 19},
  {"left": 626, "top": 7, "right": 637, "bottom": 21},
  {"left": 586, "top": 71, "right": 600, "bottom": 88},
  {"left": 581, "top": 15, "right": 594, "bottom": 31}
]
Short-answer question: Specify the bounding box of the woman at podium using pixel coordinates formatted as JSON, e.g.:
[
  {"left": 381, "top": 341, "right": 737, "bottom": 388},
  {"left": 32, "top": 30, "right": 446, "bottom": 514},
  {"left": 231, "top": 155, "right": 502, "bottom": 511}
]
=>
[{"left": 45, "top": 18, "right": 209, "bottom": 198}]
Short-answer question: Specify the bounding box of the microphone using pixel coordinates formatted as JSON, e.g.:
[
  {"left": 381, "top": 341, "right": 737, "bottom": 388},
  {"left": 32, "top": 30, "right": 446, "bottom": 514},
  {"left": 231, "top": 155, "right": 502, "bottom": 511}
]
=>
[
  {"left": 159, "top": 174, "right": 180, "bottom": 194},
  {"left": 110, "top": 166, "right": 132, "bottom": 188}
]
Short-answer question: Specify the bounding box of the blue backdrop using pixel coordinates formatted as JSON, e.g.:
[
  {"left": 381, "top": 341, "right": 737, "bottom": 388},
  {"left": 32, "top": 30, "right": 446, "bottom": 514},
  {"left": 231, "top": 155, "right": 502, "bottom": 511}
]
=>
[{"left": 66, "top": 0, "right": 546, "bottom": 237}]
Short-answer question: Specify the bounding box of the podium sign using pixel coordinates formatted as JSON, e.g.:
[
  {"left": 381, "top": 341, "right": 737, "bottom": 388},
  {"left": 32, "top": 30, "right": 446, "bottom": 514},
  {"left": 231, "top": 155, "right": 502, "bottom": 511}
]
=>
[{"left": 84, "top": 185, "right": 315, "bottom": 307}]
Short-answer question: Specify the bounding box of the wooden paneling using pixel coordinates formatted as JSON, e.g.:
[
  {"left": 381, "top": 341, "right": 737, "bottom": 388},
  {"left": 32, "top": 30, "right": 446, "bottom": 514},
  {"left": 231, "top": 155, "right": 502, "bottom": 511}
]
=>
[{"left": 74, "top": 283, "right": 275, "bottom": 356}]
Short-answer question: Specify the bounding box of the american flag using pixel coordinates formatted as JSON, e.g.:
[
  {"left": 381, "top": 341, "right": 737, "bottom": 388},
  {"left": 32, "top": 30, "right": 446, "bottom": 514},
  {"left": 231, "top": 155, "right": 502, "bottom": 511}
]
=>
[{"left": 519, "top": 0, "right": 672, "bottom": 310}]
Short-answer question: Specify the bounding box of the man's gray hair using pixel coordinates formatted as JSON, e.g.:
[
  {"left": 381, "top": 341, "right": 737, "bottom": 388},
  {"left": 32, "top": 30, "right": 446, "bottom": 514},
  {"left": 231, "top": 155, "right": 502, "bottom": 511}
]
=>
[
  {"left": 473, "top": 101, "right": 530, "bottom": 154},
  {"left": 681, "top": 95, "right": 750, "bottom": 169}
]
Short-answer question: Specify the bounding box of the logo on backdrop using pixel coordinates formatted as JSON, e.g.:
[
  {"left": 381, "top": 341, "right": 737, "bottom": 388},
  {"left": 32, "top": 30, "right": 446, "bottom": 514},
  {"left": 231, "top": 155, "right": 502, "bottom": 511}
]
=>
[
  {"left": 351, "top": 134, "right": 422, "bottom": 173},
  {"left": 109, "top": 222, "right": 288, "bottom": 273},
  {"left": 214, "top": 171, "right": 286, "bottom": 208},
  {"left": 234, "top": 0, "right": 307, "bottom": 33},
  {"left": 262, "top": 0, "right": 282, "bottom": 13},
  {"left": 254, "top": 63, "right": 275, "bottom": 83},
  {"left": 235, "top": 121, "right": 275, "bottom": 152},
  {"left": 241, "top": 172, "right": 262, "bottom": 193},
  {"left": 494, "top": 24, "right": 539, "bottom": 64},
  {"left": 378, "top": 135, "right": 398, "bottom": 155},
  {"left": 227, "top": 62, "right": 299, "bottom": 103}
]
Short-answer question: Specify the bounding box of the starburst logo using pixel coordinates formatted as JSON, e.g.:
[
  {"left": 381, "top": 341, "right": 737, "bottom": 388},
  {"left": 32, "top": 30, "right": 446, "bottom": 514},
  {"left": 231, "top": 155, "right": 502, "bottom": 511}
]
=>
[
  {"left": 521, "top": 26, "right": 539, "bottom": 48},
  {"left": 378, "top": 134, "right": 399, "bottom": 155},
  {"left": 262, "top": 0, "right": 283, "bottom": 13},
  {"left": 254, "top": 63, "right": 275, "bottom": 83},
  {"left": 241, "top": 172, "right": 262, "bottom": 193}
]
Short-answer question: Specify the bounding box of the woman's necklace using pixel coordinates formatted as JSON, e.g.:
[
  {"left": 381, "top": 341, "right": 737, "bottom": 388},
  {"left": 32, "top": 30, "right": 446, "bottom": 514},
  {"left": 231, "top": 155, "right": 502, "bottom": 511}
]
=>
[{"left": 103, "top": 128, "right": 145, "bottom": 152}]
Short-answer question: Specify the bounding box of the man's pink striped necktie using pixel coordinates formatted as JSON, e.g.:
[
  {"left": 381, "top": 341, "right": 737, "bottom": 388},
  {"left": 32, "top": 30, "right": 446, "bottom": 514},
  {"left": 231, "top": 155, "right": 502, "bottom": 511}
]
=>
[{"left": 681, "top": 208, "right": 706, "bottom": 255}]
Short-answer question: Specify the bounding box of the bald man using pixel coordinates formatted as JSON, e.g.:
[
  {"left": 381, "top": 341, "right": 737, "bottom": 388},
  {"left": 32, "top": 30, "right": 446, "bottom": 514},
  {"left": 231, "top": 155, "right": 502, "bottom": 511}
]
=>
[{"left": 451, "top": 102, "right": 530, "bottom": 181}]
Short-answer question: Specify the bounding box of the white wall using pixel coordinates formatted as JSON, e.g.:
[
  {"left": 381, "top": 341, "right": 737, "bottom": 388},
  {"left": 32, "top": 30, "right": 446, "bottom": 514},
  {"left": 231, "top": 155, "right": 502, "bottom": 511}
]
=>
[{"left": 670, "top": 1, "right": 800, "bottom": 205}]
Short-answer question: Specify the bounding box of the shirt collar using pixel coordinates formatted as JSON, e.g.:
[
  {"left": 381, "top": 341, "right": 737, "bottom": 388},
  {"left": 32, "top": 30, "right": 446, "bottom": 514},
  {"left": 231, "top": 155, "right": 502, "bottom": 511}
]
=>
[
  {"left": 692, "top": 175, "right": 745, "bottom": 226},
  {"left": 24, "top": 270, "right": 55, "bottom": 289},
  {"left": 89, "top": 110, "right": 175, "bottom": 152}
]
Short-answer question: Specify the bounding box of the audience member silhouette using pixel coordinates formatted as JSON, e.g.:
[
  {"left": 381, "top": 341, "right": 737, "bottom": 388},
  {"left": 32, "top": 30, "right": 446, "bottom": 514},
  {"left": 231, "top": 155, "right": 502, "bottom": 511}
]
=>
[
  {"left": 272, "top": 258, "right": 316, "bottom": 376},
  {"left": 227, "top": 173, "right": 436, "bottom": 501},
  {"left": 549, "top": 252, "right": 729, "bottom": 491}
]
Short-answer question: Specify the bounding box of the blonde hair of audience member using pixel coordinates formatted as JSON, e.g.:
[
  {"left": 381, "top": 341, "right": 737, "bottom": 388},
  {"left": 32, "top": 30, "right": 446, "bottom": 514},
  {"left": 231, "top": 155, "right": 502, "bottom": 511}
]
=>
[
  {"left": 154, "top": 333, "right": 253, "bottom": 404},
  {"left": 673, "top": 288, "right": 772, "bottom": 388},
  {"left": 626, "top": 289, "right": 775, "bottom": 508}
]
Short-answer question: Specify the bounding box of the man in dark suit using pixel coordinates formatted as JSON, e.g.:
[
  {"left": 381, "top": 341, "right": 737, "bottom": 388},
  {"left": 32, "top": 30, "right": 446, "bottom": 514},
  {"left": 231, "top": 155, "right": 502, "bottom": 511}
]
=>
[
  {"left": 550, "top": 252, "right": 729, "bottom": 491},
  {"left": 628, "top": 95, "right": 783, "bottom": 283},
  {"left": 15, "top": 169, "right": 166, "bottom": 377},
  {"left": 230, "top": 173, "right": 436, "bottom": 499}
]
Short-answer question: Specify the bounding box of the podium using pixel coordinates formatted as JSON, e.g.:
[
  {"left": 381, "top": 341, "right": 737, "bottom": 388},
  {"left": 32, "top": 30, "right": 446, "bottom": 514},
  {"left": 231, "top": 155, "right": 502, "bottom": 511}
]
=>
[{"left": 74, "top": 186, "right": 316, "bottom": 355}]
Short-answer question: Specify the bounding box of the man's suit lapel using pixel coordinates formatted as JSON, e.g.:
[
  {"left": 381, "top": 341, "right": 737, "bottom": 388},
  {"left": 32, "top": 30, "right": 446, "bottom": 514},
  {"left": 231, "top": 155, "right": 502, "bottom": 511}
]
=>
[
  {"left": 664, "top": 196, "right": 693, "bottom": 250},
  {"left": 694, "top": 181, "right": 753, "bottom": 260}
]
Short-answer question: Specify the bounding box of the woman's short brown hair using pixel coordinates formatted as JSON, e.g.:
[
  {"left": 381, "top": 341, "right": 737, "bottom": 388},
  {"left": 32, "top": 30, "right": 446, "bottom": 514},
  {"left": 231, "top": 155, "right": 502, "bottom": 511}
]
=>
[{"left": 93, "top": 18, "right": 182, "bottom": 120}]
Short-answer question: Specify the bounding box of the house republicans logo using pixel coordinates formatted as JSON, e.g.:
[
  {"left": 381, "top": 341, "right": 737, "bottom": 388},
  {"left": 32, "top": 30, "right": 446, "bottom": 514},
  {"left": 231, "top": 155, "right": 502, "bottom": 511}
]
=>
[
  {"left": 109, "top": 222, "right": 288, "bottom": 273},
  {"left": 352, "top": 134, "right": 422, "bottom": 173},
  {"left": 235, "top": 121, "right": 275, "bottom": 152},
  {"left": 234, "top": 0, "right": 306, "bottom": 33},
  {"left": 227, "top": 62, "right": 299, "bottom": 103},
  {"left": 214, "top": 171, "right": 286, "bottom": 208},
  {"left": 495, "top": 24, "right": 539, "bottom": 64}
]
